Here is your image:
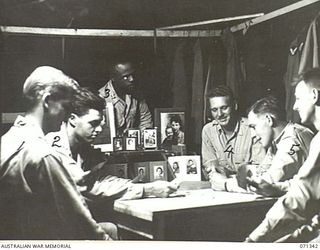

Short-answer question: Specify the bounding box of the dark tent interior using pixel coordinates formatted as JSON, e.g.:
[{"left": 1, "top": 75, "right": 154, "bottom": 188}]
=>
[{"left": 1, "top": 0, "right": 320, "bottom": 152}]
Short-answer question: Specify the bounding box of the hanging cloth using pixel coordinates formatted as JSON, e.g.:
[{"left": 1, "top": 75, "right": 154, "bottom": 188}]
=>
[
  {"left": 285, "top": 16, "right": 319, "bottom": 122},
  {"left": 221, "top": 28, "right": 243, "bottom": 101},
  {"left": 171, "top": 41, "right": 189, "bottom": 108},
  {"left": 191, "top": 39, "right": 205, "bottom": 147},
  {"left": 298, "top": 19, "right": 319, "bottom": 73},
  {"left": 284, "top": 36, "right": 305, "bottom": 122}
]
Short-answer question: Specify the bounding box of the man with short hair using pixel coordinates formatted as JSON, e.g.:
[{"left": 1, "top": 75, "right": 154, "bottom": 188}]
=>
[
  {"left": 246, "top": 68, "right": 320, "bottom": 242},
  {"left": 236, "top": 96, "right": 314, "bottom": 196},
  {"left": 201, "top": 85, "right": 265, "bottom": 191},
  {"left": 98, "top": 60, "right": 153, "bottom": 136},
  {"left": 46, "top": 87, "right": 178, "bottom": 202},
  {"left": 0, "top": 66, "right": 109, "bottom": 240}
]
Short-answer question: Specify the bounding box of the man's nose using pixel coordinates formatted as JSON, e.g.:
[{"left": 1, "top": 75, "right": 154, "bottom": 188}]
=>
[
  {"left": 293, "top": 102, "right": 297, "bottom": 111},
  {"left": 95, "top": 124, "right": 103, "bottom": 133},
  {"left": 217, "top": 109, "right": 223, "bottom": 117},
  {"left": 128, "top": 75, "right": 134, "bottom": 82}
]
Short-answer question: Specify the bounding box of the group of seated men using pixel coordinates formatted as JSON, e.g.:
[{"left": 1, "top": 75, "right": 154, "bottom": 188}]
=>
[
  {"left": 202, "top": 68, "right": 320, "bottom": 242},
  {"left": 2, "top": 59, "right": 320, "bottom": 242}
]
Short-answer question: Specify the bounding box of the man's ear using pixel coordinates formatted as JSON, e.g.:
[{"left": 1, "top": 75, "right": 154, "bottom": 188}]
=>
[
  {"left": 68, "top": 113, "right": 77, "bottom": 128},
  {"left": 265, "top": 114, "right": 274, "bottom": 127},
  {"left": 312, "top": 88, "right": 320, "bottom": 106},
  {"left": 233, "top": 101, "right": 238, "bottom": 111},
  {"left": 42, "top": 93, "right": 51, "bottom": 110}
]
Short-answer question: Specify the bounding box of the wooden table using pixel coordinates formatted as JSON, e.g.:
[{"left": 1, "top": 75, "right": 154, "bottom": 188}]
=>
[{"left": 113, "top": 188, "right": 276, "bottom": 241}]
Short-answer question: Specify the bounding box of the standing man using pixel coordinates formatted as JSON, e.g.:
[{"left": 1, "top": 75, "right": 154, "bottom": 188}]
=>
[
  {"left": 0, "top": 66, "right": 109, "bottom": 240},
  {"left": 246, "top": 68, "right": 320, "bottom": 242},
  {"left": 98, "top": 60, "right": 153, "bottom": 136},
  {"left": 236, "top": 96, "right": 314, "bottom": 196},
  {"left": 201, "top": 85, "right": 265, "bottom": 192}
]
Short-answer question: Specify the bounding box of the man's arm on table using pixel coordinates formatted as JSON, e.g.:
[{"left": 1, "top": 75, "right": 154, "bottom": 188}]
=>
[{"left": 247, "top": 135, "right": 320, "bottom": 242}]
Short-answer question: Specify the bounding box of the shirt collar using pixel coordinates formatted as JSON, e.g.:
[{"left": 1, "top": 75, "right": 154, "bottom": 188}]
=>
[
  {"left": 99, "top": 80, "right": 132, "bottom": 105},
  {"left": 13, "top": 115, "right": 45, "bottom": 139},
  {"left": 212, "top": 118, "right": 242, "bottom": 137}
]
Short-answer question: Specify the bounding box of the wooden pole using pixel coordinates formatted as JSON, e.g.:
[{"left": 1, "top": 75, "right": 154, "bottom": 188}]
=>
[
  {"left": 231, "top": 0, "right": 320, "bottom": 32},
  {"left": 157, "top": 13, "right": 264, "bottom": 30},
  {"left": 0, "top": 26, "right": 221, "bottom": 38}
]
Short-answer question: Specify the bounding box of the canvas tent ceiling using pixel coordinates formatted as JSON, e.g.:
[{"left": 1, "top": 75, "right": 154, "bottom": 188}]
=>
[{"left": 1, "top": 0, "right": 318, "bottom": 31}]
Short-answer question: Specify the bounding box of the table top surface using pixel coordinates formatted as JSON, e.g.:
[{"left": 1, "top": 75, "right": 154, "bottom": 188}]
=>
[{"left": 114, "top": 188, "right": 276, "bottom": 221}]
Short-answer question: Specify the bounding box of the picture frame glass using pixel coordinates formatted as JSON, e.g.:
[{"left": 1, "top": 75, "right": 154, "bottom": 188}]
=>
[
  {"left": 167, "top": 155, "right": 201, "bottom": 181},
  {"left": 154, "top": 108, "right": 185, "bottom": 149},
  {"left": 143, "top": 128, "right": 157, "bottom": 149},
  {"left": 125, "top": 137, "right": 137, "bottom": 151},
  {"left": 113, "top": 137, "right": 123, "bottom": 151},
  {"left": 127, "top": 129, "right": 140, "bottom": 145},
  {"left": 92, "top": 102, "right": 116, "bottom": 152}
]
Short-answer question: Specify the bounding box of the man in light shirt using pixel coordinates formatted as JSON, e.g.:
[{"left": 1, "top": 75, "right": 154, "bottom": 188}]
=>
[
  {"left": 246, "top": 68, "right": 320, "bottom": 242},
  {"left": 98, "top": 60, "right": 153, "bottom": 136},
  {"left": 235, "top": 96, "right": 314, "bottom": 196},
  {"left": 201, "top": 85, "right": 265, "bottom": 192},
  {"left": 0, "top": 66, "right": 111, "bottom": 240},
  {"left": 46, "top": 87, "right": 178, "bottom": 203}
]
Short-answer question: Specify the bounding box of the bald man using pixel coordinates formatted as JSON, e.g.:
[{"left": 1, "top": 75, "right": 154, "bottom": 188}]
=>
[{"left": 98, "top": 60, "right": 153, "bottom": 136}]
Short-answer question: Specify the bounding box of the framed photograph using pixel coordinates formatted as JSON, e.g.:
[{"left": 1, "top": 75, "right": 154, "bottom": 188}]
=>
[
  {"left": 92, "top": 102, "right": 116, "bottom": 152},
  {"left": 124, "top": 136, "right": 137, "bottom": 151},
  {"left": 143, "top": 128, "right": 157, "bottom": 149},
  {"left": 154, "top": 108, "right": 185, "bottom": 149},
  {"left": 127, "top": 128, "right": 140, "bottom": 145},
  {"left": 132, "top": 162, "right": 150, "bottom": 183},
  {"left": 167, "top": 155, "right": 201, "bottom": 181},
  {"left": 113, "top": 137, "right": 124, "bottom": 151},
  {"left": 150, "top": 162, "right": 167, "bottom": 181}
]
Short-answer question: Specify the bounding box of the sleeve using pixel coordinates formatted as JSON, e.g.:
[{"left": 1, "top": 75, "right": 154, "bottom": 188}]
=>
[
  {"left": 248, "top": 136, "right": 320, "bottom": 242},
  {"left": 38, "top": 155, "right": 107, "bottom": 240},
  {"left": 201, "top": 126, "right": 218, "bottom": 173},
  {"left": 138, "top": 99, "right": 153, "bottom": 131},
  {"left": 87, "top": 175, "right": 143, "bottom": 200},
  {"left": 260, "top": 136, "right": 309, "bottom": 184}
]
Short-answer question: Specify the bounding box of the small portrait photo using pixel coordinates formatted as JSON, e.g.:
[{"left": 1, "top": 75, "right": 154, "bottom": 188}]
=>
[
  {"left": 172, "top": 161, "right": 180, "bottom": 174},
  {"left": 153, "top": 166, "right": 164, "bottom": 180},
  {"left": 143, "top": 128, "right": 157, "bottom": 149},
  {"left": 186, "top": 159, "right": 197, "bottom": 174},
  {"left": 113, "top": 137, "right": 123, "bottom": 151},
  {"left": 127, "top": 129, "right": 140, "bottom": 145},
  {"left": 168, "top": 155, "right": 201, "bottom": 181},
  {"left": 137, "top": 167, "right": 146, "bottom": 182},
  {"left": 125, "top": 137, "right": 137, "bottom": 151}
]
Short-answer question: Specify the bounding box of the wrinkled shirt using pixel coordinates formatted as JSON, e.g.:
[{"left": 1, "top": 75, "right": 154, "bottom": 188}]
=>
[
  {"left": 99, "top": 80, "right": 153, "bottom": 136},
  {"left": 0, "top": 116, "right": 106, "bottom": 240},
  {"left": 46, "top": 124, "right": 144, "bottom": 200},
  {"left": 201, "top": 117, "right": 265, "bottom": 190},
  {"left": 248, "top": 132, "right": 320, "bottom": 242},
  {"left": 257, "top": 123, "right": 314, "bottom": 190}
]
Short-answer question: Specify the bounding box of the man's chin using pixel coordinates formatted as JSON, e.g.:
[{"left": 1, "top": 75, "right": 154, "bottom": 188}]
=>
[{"left": 218, "top": 120, "right": 229, "bottom": 127}]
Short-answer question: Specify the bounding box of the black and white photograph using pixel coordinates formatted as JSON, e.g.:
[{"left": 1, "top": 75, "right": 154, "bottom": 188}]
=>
[
  {"left": 168, "top": 155, "right": 201, "bottom": 181},
  {"left": 124, "top": 136, "right": 137, "bottom": 151},
  {"left": 127, "top": 128, "right": 141, "bottom": 145},
  {"left": 92, "top": 102, "right": 116, "bottom": 152},
  {"left": 2, "top": 0, "right": 320, "bottom": 247},
  {"left": 113, "top": 137, "right": 124, "bottom": 151},
  {"left": 143, "top": 128, "right": 157, "bottom": 149},
  {"left": 155, "top": 108, "right": 185, "bottom": 150}
]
